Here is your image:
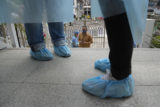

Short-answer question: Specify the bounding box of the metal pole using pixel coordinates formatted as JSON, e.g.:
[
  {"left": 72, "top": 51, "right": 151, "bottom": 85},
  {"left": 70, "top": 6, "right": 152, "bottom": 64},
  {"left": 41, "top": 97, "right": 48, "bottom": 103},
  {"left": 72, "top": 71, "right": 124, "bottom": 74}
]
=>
[{"left": 103, "top": 22, "right": 106, "bottom": 48}]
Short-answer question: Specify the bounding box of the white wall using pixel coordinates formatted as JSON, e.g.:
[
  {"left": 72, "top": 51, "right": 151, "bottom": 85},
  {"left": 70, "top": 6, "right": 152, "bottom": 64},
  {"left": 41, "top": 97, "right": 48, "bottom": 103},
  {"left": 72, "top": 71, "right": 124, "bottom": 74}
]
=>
[{"left": 141, "top": 19, "right": 155, "bottom": 48}]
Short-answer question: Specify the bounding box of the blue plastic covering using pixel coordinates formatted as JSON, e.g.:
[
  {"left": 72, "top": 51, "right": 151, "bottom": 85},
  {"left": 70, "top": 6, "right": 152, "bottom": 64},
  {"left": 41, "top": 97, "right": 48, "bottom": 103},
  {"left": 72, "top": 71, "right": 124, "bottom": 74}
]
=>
[
  {"left": 0, "top": 0, "right": 73, "bottom": 23},
  {"left": 72, "top": 36, "right": 79, "bottom": 47},
  {"left": 82, "top": 74, "right": 134, "bottom": 98},
  {"left": 54, "top": 45, "right": 71, "bottom": 57},
  {"left": 30, "top": 48, "right": 53, "bottom": 61},
  {"left": 91, "top": 0, "right": 149, "bottom": 44},
  {"left": 95, "top": 58, "right": 110, "bottom": 73}
]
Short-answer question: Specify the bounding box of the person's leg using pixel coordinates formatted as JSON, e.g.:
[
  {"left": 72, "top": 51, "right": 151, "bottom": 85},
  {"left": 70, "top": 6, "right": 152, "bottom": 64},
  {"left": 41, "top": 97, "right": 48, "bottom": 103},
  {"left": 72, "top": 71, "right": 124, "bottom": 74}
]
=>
[
  {"left": 106, "top": 13, "right": 133, "bottom": 80},
  {"left": 48, "top": 22, "right": 71, "bottom": 57},
  {"left": 25, "top": 23, "right": 53, "bottom": 61},
  {"left": 82, "top": 13, "right": 134, "bottom": 98},
  {"left": 25, "top": 23, "right": 44, "bottom": 50},
  {"left": 95, "top": 12, "right": 134, "bottom": 74}
]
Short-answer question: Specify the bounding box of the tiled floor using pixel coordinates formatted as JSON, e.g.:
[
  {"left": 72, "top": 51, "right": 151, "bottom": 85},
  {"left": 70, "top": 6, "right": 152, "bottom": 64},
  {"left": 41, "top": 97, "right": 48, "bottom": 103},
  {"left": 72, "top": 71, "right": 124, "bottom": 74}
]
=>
[{"left": 0, "top": 48, "right": 160, "bottom": 107}]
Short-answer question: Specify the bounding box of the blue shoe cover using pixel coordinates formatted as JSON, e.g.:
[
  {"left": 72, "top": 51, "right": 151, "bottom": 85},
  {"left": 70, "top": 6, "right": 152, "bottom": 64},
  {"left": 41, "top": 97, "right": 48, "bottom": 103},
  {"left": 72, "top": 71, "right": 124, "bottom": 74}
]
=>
[
  {"left": 54, "top": 45, "right": 71, "bottom": 57},
  {"left": 82, "top": 75, "right": 134, "bottom": 98},
  {"left": 30, "top": 48, "right": 53, "bottom": 61},
  {"left": 95, "top": 58, "right": 110, "bottom": 73}
]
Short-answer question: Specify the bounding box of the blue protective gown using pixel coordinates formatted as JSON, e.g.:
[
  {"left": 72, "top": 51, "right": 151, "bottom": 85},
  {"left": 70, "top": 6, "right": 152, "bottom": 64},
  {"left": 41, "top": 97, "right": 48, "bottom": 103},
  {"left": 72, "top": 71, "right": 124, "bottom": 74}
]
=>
[
  {"left": 0, "top": 0, "right": 73, "bottom": 23},
  {"left": 91, "top": 0, "right": 149, "bottom": 44},
  {"left": 0, "top": 0, "right": 149, "bottom": 44}
]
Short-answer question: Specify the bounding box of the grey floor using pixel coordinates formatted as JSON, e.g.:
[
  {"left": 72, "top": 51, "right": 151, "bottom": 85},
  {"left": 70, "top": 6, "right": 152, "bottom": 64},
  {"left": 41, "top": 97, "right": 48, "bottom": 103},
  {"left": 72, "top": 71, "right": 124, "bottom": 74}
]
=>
[{"left": 0, "top": 48, "right": 160, "bottom": 107}]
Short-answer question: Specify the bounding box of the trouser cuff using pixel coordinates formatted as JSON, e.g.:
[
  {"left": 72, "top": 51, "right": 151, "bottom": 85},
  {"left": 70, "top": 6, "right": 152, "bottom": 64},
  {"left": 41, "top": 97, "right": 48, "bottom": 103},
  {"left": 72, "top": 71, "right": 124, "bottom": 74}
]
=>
[
  {"left": 53, "top": 39, "right": 66, "bottom": 47},
  {"left": 30, "top": 42, "right": 46, "bottom": 52}
]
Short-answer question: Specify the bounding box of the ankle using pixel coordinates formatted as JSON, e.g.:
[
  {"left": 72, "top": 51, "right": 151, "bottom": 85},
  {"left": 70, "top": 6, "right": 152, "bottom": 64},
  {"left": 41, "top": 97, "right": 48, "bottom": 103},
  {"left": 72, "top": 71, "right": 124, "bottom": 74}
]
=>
[{"left": 102, "top": 69, "right": 117, "bottom": 80}]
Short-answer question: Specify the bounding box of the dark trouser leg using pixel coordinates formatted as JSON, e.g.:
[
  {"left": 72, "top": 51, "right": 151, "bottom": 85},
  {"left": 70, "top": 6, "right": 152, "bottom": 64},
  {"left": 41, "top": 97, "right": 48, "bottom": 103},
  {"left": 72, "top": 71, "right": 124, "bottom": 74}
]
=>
[{"left": 104, "top": 13, "right": 134, "bottom": 80}]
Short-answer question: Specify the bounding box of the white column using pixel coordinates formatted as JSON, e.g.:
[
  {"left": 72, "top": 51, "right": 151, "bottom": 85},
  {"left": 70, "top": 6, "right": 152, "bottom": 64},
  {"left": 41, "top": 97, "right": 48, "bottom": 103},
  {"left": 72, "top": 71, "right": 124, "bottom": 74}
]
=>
[
  {"left": 141, "top": 19, "right": 155, "bottom": 48},
  {"left": 7, "top": 24, "right": 19, "bottom": 48}
]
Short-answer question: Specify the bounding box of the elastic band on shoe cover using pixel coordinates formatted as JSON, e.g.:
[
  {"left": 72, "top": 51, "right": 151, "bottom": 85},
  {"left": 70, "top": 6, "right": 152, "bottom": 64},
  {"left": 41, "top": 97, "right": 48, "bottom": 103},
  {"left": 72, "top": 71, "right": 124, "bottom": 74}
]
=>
[{"left": 53, "top": 39, "right": 66, "bottom": 47}]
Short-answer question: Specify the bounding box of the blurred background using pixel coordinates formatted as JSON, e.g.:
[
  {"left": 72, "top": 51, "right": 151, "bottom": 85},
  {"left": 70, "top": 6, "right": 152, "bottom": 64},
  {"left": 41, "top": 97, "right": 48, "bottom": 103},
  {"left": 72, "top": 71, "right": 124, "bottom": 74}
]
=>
[{"left": 0, "top": 0, "right": 160, "bottom": 49}]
